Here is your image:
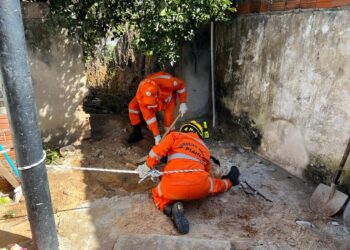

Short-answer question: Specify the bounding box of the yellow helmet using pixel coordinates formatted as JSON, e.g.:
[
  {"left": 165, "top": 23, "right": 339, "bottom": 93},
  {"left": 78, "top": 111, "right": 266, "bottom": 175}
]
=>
[{"left": 179, "top": 120, "right": 204, "bottom": 139}]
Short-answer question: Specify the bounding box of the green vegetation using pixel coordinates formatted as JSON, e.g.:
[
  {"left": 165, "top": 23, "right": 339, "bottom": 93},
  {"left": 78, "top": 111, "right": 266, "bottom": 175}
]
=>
[
  {"left": 48, "top": 0, "right": 235, "bottom": 65},
  {"left": 45, "top": 148, "right": 62, "bottom": 165}
]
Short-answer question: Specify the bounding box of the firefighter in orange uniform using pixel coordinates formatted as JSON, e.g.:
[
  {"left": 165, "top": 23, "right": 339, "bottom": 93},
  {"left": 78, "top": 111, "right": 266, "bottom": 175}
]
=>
[
  {"left": 127, "top": 71, "right": 188, "bottom": 145},
  {"left": 136, "top": 121, "right": 240, "bottom": 234}
]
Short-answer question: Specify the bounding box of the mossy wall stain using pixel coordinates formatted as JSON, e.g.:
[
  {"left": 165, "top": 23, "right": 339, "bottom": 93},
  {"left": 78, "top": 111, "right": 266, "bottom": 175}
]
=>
[
  {"left": 215, "top": 9, "right": 350, "bottom": 183},
  {"left": 304, "top": 156, "right": 350, "bottom": 192}
]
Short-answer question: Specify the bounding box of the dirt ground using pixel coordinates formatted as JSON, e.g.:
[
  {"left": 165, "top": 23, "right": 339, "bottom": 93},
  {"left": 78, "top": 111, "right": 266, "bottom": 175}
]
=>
[{"left": 0, "top": 115, "right": 350, "bottom": 249}]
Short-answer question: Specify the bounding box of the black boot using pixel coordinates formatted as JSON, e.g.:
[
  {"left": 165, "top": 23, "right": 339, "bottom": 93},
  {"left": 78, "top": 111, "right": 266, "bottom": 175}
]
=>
[
  {"left": 222, "top": 166, "right": 240, "bottom": 186},
  {"left": 171, "top": 202, "right": 189, "bottom": 234},
  {"left": 164, "top": 204, "right": 172, "bottom": 217},
  {"left": 127, "top": 124, "right": 143, "bottom": 143}
]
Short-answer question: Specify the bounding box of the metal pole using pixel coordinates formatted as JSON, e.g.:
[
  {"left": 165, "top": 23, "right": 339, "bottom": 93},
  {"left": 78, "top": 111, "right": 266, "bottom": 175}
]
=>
[
  {"left": 210, "top": 21, "right": 216, "bottom": 128},
  {"left": 0, "top": 1, "right": 59, "bottom": 249}
]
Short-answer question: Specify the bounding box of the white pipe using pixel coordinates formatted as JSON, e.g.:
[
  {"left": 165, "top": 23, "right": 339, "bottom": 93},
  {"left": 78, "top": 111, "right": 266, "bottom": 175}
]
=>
[{"left": 210, "top": 21, "right": 216, "bottom": 128}]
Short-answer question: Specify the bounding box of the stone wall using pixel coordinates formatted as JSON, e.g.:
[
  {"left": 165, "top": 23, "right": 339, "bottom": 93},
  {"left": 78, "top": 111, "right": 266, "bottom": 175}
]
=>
[
  {"left": 216, "top": 8, "right": 350, "bottom": 186},
  {"left": 22, "top": 2, "right": 89, "bottom": 146}
]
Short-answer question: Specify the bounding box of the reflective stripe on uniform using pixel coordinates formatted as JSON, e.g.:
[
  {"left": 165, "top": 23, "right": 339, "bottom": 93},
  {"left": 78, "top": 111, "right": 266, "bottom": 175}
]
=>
[
  {"left": 208, "top": 177, "right": 214, "bottom": 193},
  {"left": 157, "top": 183, "right": 163, "bottom": 197},
  {"left": 149, "top": 149, "right": 160, "bottom": 160},
  {"left": 168, "top": 153, "right": 202, "bottom": 163},
  {"left": 129, "top": 109, "right": 139, "bottom": 114},
  {"left": 146, "top": 117, "right": 157, "bottom": 125},
  {"left": 152, "top": 75, "right": 171, "bottom": 79},
  {"left": 223, "top": 179, "right": 229, "bottom": 191},
  {"left": 177, "top": 88, "right": 186, "bottom": 94},
  {"left": 147, "top": 105, "right": 157, "bottom": 109}
]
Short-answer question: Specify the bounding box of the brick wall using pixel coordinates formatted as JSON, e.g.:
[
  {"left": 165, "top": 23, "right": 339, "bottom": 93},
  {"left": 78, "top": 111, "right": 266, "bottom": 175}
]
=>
[
  {"left": 236, "top": 0, "right": 350, "bottom": 14},
  {"left": 0, "top": 80, "right": 18, "bottom": 189},
  {"left": 0, "top": 115, "right": 16, "bottom": 163},
  {"left": 0, "top": 114, "right": 17, "bottom": 187}
]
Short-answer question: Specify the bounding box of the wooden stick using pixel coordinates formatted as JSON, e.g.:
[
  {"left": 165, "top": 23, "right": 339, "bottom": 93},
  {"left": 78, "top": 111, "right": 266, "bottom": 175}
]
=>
[
  {"left": 135, "top": 114, "right": 182, "bottom": 164},
  {"left": 241, "top": 180, "right": 273, "bottom": 202},
  {"left": 162, "top": 113, "right": 181, "bottom": 139}
]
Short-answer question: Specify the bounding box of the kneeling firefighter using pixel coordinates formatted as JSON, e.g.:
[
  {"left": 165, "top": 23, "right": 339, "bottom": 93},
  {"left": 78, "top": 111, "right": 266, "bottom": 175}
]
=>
[{"left": 136, "top": 121, "right": 240, "bottom": 234}]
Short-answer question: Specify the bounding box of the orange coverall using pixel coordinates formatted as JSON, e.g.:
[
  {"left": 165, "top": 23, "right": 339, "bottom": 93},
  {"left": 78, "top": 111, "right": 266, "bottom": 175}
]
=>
[
  {"left": 128, "top": 72, "right": 187, "bottom": 137},
  {"left": 146, "top": 132, "right": 232, "bottom": 211}
]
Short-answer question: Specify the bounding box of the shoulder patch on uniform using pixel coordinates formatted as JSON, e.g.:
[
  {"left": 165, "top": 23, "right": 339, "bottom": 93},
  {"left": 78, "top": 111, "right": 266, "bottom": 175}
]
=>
[{"left": 173, "top": 80, "right": 178, "bottom": 86}]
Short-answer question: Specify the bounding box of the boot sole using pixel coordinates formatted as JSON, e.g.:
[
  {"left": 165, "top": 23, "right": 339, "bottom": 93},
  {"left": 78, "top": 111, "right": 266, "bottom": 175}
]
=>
[{"left": 172, "top": 202, "right": 189, "bottom": 234}]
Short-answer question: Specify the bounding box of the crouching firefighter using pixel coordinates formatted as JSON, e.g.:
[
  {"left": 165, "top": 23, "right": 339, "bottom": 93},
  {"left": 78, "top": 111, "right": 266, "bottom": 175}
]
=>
[
  {"left": 136, "top": 121, "right": 240, "bottom": 234},
  {"left": 127, "top": 71, "right": 188, "bottom": 145}
]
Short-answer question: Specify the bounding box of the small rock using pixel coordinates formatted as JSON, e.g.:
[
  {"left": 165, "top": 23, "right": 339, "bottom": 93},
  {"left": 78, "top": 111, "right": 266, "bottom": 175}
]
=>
[
  {"left": 331, "top": 221, "right": 340, "bottom": 226},
  {"left": 296, "top": 220, "right": 315, "bottom": 228},
  {"left": 243, "top": 146, "right": 252, "bottom": 151},
  {"left": 59, "top": 145, "right": 76, "bottom": 156},
  {"left": 219, "top": 198, "right": 228, "bottom": 203},
  {"left": 95, "top": 149, "right": 102, "bottom": 157},
  {"left": 287, "top": 239, "right": 296, "bottom": 247},
  {"left": 98, "top": 154, "right": 105, "bottom": 159},
  {"left": 238, "top": 148, "right": 245, "bottom": 153}
]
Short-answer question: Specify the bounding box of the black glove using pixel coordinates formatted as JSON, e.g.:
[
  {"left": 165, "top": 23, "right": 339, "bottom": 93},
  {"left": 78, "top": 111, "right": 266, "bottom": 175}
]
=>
[
  {"left": 222, "top": 166, "right": 240, "bottom": 186},
  {"left": 160, "top": 156, "right": 168, "bottom": 163}
]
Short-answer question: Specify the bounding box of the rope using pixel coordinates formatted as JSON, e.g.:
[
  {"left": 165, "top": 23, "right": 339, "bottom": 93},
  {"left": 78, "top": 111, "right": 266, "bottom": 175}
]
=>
[
  {"left": 46, "top": 165, "right": 138, "bottom": 174},
  {"left": 17, "top": 151, "right": 47, "bottom": 170},
  {"left": 46, "top": 165, "right": 204, "bottom": 183},
  {"left": 138, "top": 168, "right": 204, "bottom": 183}
]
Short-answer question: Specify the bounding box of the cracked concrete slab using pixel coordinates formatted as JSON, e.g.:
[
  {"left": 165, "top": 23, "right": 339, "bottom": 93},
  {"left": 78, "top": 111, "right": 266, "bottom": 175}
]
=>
[{"left": 113, "top": 234, "right": 231, "bottom": 250}]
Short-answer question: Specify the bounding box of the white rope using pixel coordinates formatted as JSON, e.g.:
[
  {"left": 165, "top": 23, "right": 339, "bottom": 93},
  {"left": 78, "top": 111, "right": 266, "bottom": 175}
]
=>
[
  {"left": 17, "top": 151, "right": 47, "bottom": 170},
  {"left": 138, "top": 168, "right": 204, "bottom": 183},
  {"left": 46, "top": 164, "right": 204, "bottom": 184},
  {"left": 46, "top": 165, "right": 139, "bottom": 174},
  {"left": 163, "top": 169, "right": 204, "bottom": 174}
]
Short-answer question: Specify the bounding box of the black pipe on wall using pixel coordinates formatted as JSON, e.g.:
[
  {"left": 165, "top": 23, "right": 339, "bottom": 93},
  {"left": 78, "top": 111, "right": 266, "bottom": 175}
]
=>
[{"left": 0, "top": 1, "right": 59, "bottom": 249}]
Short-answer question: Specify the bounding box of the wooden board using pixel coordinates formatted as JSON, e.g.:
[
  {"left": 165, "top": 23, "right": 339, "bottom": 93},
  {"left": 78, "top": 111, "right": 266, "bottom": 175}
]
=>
[{"left": 0, "top": 160, "right": 20, "bottom": 189}]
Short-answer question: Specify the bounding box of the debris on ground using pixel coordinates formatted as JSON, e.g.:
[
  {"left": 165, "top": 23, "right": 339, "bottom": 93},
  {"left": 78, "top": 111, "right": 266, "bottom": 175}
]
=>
[
  {"left": 59, "top": 145, "right": 76, "bottom": 157},
  {"left": 0, "top": 115, "right": 349, "bottom": 249},
  {"left": 295, "top": 220, "right": 316, "bottom": 228}
]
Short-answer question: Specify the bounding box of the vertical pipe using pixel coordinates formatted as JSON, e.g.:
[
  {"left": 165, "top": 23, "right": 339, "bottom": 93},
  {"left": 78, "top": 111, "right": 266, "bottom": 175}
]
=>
[
  {"left": 210, "top": 21, "right": 216, "bottom": 128},
  {"left": 0, "top": 1, "right": 59, "bottom": 249},
  {"left": 0, "top": 144, "right": 20, "bottom": 177}
]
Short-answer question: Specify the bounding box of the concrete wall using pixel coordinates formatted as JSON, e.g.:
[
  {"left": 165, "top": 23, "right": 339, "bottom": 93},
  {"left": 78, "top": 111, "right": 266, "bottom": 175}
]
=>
[
  {"left": 216, "top": 9, "right": 350, "bottom": 183},
  {"left": 175, "top": 27, "right": 211, "bottom": 120},
  {"left": 22, "top": 3, "right": 89, "bottom": 146}
]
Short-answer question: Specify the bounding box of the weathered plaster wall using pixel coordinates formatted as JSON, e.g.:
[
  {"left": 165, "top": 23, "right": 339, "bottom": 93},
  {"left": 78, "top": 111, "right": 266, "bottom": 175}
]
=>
[
  {"left": 216, "top": 9, "right": 350, "bottom": 182},
  {"left": 22, "top": 3, "right": 89, "bottom": 146},
  {"left": 175, "top": 27, "right": 210, "bottom": 120}
]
